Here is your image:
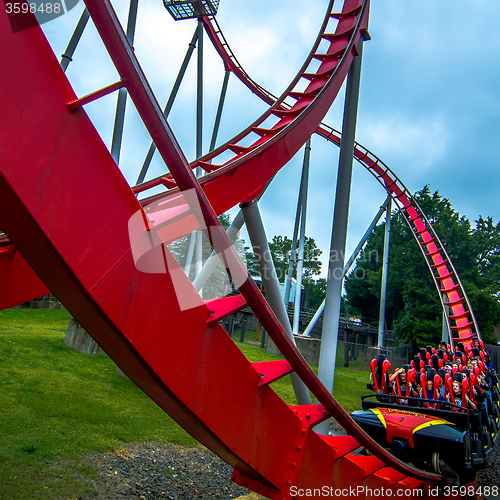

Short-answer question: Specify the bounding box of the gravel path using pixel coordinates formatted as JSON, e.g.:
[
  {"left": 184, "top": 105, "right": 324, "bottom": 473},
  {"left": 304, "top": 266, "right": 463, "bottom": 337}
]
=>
[
  {"left": 477, "top": 441, "right": 500, "bottom": 498},
  {"left": 79, "top": 443, "right": 248, "bottom": 500},
  {"left": 80, "top": 440, "right": 500, "bottom": 500}
]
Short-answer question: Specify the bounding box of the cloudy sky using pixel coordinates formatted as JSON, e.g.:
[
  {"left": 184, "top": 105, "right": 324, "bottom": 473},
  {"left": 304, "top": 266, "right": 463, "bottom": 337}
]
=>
[{"left": 41, "top": 0, "right": 500, "bottom": 280}]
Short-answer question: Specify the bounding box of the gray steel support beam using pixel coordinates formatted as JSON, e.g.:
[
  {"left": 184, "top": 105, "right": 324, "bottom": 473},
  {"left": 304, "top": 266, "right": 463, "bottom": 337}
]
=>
[
  {"left": 136, "top": 27, "right": 199, "bottom": 185},
  {"left": 209, "top": 68, "right": 230, "bottom": 153},
  {"left": 442, "top": 305, "right": 450, "bottom": 343},
  {"left": 184, "top": 231, "right": 196, "bottom": 276},
  {"left": 191, "top": 64, "right": 230, "bottom": 288},
  {"left": 195, "top": 20, "right": 204, "bottom": 279},
  {"left": 60, "top": 8, "right": 90, "bottom": 72},
  {"left": 377, "top": 197, "right": 391, "bottom": 347},
  {"left": 196, "top": 19, "right": 203, "bottom": 161},
  {"left": 284, "top": 168, "right": 305, "bottom": 306},
  {"left": 110, "top": 0, "right": 139, "bottom": 164},
  {"left": 293, "top": 138, "right": 311, "bottom": 335},
  {"left": 242, "top": 201, "right": 311, "bottom": 406},
  {"left": 303, "top": 196, "right": 390, "bottom": 337},
  {"left": 316, "top": 37, "right": 365, "bottom": 433}
]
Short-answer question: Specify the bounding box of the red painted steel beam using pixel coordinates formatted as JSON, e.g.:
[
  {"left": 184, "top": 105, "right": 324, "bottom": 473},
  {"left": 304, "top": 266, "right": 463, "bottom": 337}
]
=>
[
  {"left": 0, "top": 245, "right": 50, "bottom": 309},
  {"left": 0, "top": 8, "right": 283, "bottom": 486},
  {"left": 81, "top": 0, "right": 443, "bottom": 483}
]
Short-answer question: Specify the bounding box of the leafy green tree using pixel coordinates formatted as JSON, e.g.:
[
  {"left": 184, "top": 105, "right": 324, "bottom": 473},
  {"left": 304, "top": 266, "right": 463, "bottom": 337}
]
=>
[
  {"left": 473, "top": 216, "right": 500, "bottom": 294},
  {"left": 268, "top": 235, "right": 322, "bottom": 283},
  {"left": 243, "top": 245, "right": 261, "bottom": 278},
  {"left": 265, "top": 235, "right": 324, "bottom": 309},
  {"left": 303, "top": 277, "right": 327, "bottom": 309}
]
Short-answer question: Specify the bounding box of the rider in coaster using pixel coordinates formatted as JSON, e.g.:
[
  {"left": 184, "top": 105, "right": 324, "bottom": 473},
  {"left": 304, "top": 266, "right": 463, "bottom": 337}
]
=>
[
  {"left": 447, "top": 374, "right": 477, "bottom": 411},
  {"left": 390, "top": 367, "right": 410, "bottom": 402},
  {"left": 421, "top": 378, "right": 435, "bottom": 404}
]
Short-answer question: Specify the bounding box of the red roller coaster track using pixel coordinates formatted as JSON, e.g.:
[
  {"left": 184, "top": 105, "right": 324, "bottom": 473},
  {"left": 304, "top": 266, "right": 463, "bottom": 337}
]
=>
[
  {"left": 0, "top": 0, "right": 481, "bottom": 497},
  {"left": 199, "top": 14, "right": 481, "bottom": 351}
]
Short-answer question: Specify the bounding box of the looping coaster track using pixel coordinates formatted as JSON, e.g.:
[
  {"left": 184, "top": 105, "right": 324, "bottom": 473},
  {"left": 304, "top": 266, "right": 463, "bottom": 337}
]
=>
[{"left": 0, "top": 0, "right": 482, "bottom": 497}]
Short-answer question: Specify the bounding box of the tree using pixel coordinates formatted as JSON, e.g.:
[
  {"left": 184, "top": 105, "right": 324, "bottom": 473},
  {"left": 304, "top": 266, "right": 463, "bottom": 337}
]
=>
[
  {"left": 473, "top": 216, "right": 500, "bottom": 295},
  {"left": 303, "top": 277, "right": 327, "bottom": 309},
  {"left": 263, "top": 235, "right": 325, "bottom": 309},
  {"left": 344, "top": 186, "right": 500, "bottom": 349},
  {"left": 268, "top": 235, "right": 322, "bottom": 283}
]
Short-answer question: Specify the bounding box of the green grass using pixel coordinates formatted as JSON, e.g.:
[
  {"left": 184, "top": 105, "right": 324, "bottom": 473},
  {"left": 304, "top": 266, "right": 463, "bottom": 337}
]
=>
[
  {"left": 0, "top": 309, "right": 196, "bottom": 499},
  {"left": 0, "top": 309, "right": 369, "bottom": 499}
]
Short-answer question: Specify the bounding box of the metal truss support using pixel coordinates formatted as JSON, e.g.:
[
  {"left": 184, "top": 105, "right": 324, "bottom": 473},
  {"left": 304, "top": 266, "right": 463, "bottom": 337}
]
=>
[
  {"left": 194, "top": 20, "right": 205, "bottom": 280},
  {"left": 110, "top": 0, "right": 139, "bottom": 164},
  {"left": 183, "top": 64, "right": 234, "bottom": 288},
  {"left": 60, "top": 8, "right": 90, "bottom": 72},
  {"left": 209, "top": 67, "right": 230, "bottom": 153},
  {"left": 284, "top": 163, "right": 305, "bottom": 306},
  {"left": 184, "top": 232, "right": 196, "bottom": 276},
  {"left": 136, "top": 26, "right": 199, "bottom": 185},
  {"left": 191, "top": 66, "right": 231, "bottom": 287},
  {"left": 442, "top": 306, "right": 450, "bottom": 343}
]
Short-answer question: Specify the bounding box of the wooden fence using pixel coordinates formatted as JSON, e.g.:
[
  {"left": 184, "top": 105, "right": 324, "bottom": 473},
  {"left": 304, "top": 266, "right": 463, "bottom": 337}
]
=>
[{"left": 485, "top": 343, "right": 500, "bottom": 372}]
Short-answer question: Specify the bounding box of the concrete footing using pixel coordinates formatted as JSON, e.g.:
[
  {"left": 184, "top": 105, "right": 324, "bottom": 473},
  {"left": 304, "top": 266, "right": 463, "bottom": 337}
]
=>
[
  {"left": 267, "top": 335, "right": 321, "bottom": 365},
  {"left": 63, "top": 317, "right": 104, "bottom": 355}
]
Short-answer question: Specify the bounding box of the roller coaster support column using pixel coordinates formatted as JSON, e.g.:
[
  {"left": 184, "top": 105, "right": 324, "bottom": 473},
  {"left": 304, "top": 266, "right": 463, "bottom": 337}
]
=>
[
  {"left": 284, "top": 160, "right": 306, "bottom": 306},
  {"left": 293, "top": 138, "right": 312, "bottom": 335},
  {"left": 317, "top": 36, "right": 366, "bottom": 432},
  {"left": 242, "top": 201, "right": 312, "bottom": 406},
  {"left": 110, "top": 0, "right": 139, "bottom": 164},
  {"left": 377, "top": 197, "right": 391, "bottom": 347},
  {"left": 303, "top": 196, "right": 390, "bottom": 337},
  {"left": 194, "top": 19, "right": 204, "bottom": 279},
  {"left": 442, "top": 307, "right": 450, "bottom": 343},
  {"left": 60, "top": 8, "right": 90, "bottom": 72},
  {"left": 184, "top": 231, "right": 196, "bottom": 275},
  {"left": 192, "top": 66, "right": 230, "bottom": 281},
  {"left": 209, "top": 66, "right": 230, "bottom": 153},
  {"left": 136, "top": 27, "right": 199, "bottom": 185}
]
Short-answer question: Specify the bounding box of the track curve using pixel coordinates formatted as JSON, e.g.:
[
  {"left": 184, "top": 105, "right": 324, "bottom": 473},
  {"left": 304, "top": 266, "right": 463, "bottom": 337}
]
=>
[
  {"left": 198, "top": 12, "right": 481, "bottom": 352},
  {"left": 0, "top": 0, "right": 477, "bottom": 497}
]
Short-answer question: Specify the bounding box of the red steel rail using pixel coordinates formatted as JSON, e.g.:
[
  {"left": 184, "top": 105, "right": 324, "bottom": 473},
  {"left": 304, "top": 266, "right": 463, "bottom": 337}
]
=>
[{"left": 0, "top": 0, "right": 477, "bottom": 497}]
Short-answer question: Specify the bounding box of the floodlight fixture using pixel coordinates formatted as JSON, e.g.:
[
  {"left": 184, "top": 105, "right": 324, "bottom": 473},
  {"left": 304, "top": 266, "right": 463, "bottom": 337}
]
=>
[{"left": 163, "top": 0, "right": 220, "bottom": 20}]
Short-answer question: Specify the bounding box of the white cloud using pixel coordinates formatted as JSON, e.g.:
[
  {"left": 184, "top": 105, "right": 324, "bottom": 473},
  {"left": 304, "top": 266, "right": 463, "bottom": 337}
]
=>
[{"left": 359, "top": 115, "right": 449, "bottom": 173}]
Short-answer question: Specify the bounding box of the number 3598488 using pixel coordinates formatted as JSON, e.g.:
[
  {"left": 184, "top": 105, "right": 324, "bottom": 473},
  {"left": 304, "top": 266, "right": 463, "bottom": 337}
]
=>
[{"left": 5, "top": 3, "right": 61, "bottom": 14}]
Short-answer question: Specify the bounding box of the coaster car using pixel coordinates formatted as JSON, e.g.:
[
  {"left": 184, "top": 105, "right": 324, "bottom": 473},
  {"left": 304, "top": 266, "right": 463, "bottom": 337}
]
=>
[
  {"left": 354, "top": 351, "right": 500, "bottom": 485},
  {"left": 351, "top": 403, "right": 473, "bottom": 482}
]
